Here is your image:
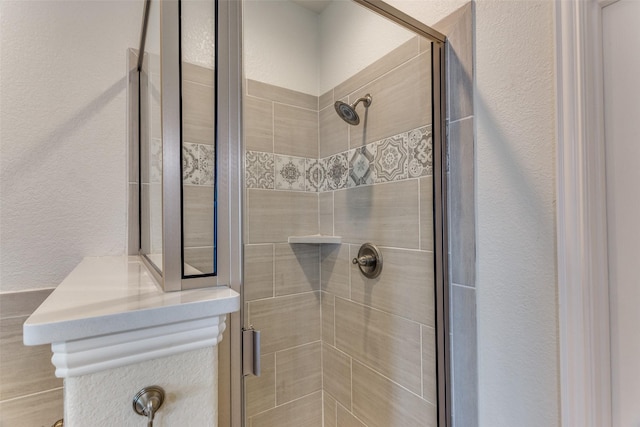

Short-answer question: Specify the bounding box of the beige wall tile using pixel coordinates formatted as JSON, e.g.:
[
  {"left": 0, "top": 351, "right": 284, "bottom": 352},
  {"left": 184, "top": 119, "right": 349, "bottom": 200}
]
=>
[
  {"left": 0, "top": 289, "right": 52, "bottom": 319},
  {"left": 337, "top": 405, "right": 367, "bottom": 427},
  {"left": 350, "top": 246, "right": 434, "bottom": 327},
  {"left": 244, "top": 244, "right": 274, "bottom": 301},
  {"left": 352, "top": 360, "right": 436, "bottom": 427},
  {"left": 420, "top": 36, "right": 432, "bottom": 54},
  {"left": 349, "top": 53, "right": 431, "bottom": 148},
  {"left": 250, "top": 390, "right": 322, "bottom": 427},
  {"left": 335, "top": 297, "right": 422, "bottom": 394},
  {"left": 448, "top": 117, "right": 475, "bottom": 286},
  {"left": 323, "top": 344, "right": 352, "bottom": 410},
  {"left": 0, "top": 388, "right": 63, "bottom": 427},
  {"left": 274, "top": 103, "right": 318, "bottom": 158},
  {"left": 320, "top": 105, "right": 349, "bottom": 158},
  {"left": 452, "top": 285, "right": 478, "bottom": 426},
  {"left": 247, "top": 190, "right": 318, "bottom": 244},
  {"left": 420, "top": 176, "right": 434, "bottom": 252},
  {"left": 319, "top": 192, "right": 334, "bottom": 236},
  {"left": 0, "top": 316, "right": 61, "bottom": 400},
  {"left": 319, "top": 89, "right": 334, "bottom": 110},
  {"left": 276, "top": 342, "right": 322, "bottom": 405},
  {"left": 422, "top": 325, "right": 437, "bottom": 405},
  {"left": 245, "top": 353, "right": 276, "bottom": 417},
  {"left": 323, "top": 391, "right": 337, "bottom": 427},
  {"left": 320, "top": 244, "right": 350, "bottom": 299},
  {"left": 446, "top": 4, "right": 473, "bottom": 122},
  {"left": 183, "top": 185, "right": 215, "bottom": 248},
  {"left": 334, "top": 180, "right": 419, "bottom": 249},
  {"left": 335, "top": 37, "right": 421, "bottom": 101},
  {"left": 183, "top": 80, "right": 215, "bottom": 145},
  {"left": 244, "top": 96, "right": 273, "bottom": 152},
  {"left": 183, "top": 246, "right": 214, "bottom": 274},
  {"left": 321, "top": 292, "right": 335, "bottom": 345},
  {"left": 249, "top": 292, "right": 321, "bottom": 354},
  {"left": 432, "top": 2, "right": 468, "bottom": 35},
  {"left": 275, "top": 244, "right": 320, "bottom": 296},
  {"left": 183, "top": 62, "right": 215, "bottom": 86},
  {"left": 247, "top": 79, "right": 317, "bottom": 110}
]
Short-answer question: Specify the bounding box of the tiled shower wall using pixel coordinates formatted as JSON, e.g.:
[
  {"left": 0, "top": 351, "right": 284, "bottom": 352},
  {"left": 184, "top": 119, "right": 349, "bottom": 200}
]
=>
[
  {"left": 435, "top": 4, "right": 478, "bottom": 427},
  {"left": 243, "top": 79, "right": 323, "bottom": 425},
  {"left": 243, "top": 35, "right": 438, "bottom": 426}
]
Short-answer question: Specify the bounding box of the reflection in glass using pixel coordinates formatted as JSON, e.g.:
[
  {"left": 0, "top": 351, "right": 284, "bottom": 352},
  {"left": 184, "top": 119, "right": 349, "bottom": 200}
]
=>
[
  {"left": 140, "top": 0, "right": 163, "bottom": 272},
  {"left": 181, "top": 0, "right": 217, "bottom": 276}
]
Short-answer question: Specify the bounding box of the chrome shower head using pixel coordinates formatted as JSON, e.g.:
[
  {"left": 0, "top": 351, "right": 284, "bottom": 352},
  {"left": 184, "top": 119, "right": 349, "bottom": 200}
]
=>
[{"left": 334, "top": 94, "right": 372, "bottom": 126}]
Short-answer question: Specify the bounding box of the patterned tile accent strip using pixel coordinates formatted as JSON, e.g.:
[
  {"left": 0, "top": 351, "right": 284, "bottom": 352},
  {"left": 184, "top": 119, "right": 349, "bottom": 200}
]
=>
[
  {"left": 150, "top": 137, "right": 162, "bottom": 184},
  {"left": 374, "top": 133, "right": 409, "bottom": 183},
  {"left": 275, "top": 155, "right": 306, "bottom": 191},
  {"left": 245, "top": 125, "right": 431, "bottom": 192},
  {"left": 182, "top": 143, "right": 216, "bottom": 186},
  {"left": 199, "top": 144, "right": 215, "bottom": 185},
  {"left": 408, "top": 126, "right": 433, "bottom": 178},
  {"left": 306, "top": 159, "right": 326, "bottom": 192},
  {"left": 183, "top": 142, "right": 200, "bottom": 184},
  {"left": 323, "top": 152, "right": 349, "bottom": 191},
  {"left": 348, "top": 143, "right": 376, "bottom": 187},
  {"left": 246, "top": 151, "right": 275, "bottom": 189}
]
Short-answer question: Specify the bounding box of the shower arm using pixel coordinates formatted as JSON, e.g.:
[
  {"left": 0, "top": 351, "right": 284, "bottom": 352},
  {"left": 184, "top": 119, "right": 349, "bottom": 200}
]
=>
[{"left": 351, "top": 94, "right": 373, "bottom": 109}]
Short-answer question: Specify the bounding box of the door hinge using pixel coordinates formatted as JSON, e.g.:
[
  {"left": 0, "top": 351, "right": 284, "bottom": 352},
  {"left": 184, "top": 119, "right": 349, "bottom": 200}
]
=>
[{"left": 242, "top": 326, "right": 261, "bottom": 376}]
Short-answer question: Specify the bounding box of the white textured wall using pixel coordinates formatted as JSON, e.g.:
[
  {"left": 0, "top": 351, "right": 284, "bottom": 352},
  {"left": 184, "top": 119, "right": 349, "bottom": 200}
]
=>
[
  {"left": 243, "top": 0, "right": 320, "bottom": 95},
  {"left": 318, "top": 0, "right": 414, "bottom": 93},
  {"left": 474, "top": 1, "right": 558, "bottom": 425},
  {"left": 0, "top": 0, "right": 142, "bottom": 292},
  {"left": 243, "top": 0, "right": 415, "bottom": 95},
  {"left": 182, "top": 0, "right": 216, "bottom": 69},
  {"left": 386, "top": 0, "right": 559, "bottom": 426},
  {"left": 65, "top": 347, "right": 218, "bottom": 426}
]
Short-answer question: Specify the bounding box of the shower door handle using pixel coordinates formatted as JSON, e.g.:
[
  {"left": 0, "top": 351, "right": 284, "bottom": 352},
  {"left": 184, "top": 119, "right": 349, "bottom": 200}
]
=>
[{"left": 243, "top": 327, "right": 261, "bottom": 376}]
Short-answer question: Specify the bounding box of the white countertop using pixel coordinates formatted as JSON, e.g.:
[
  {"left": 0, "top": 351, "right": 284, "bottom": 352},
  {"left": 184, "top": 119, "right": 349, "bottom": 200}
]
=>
[{"left": 23, "top": 256, "right": 240, "bottom": 346}]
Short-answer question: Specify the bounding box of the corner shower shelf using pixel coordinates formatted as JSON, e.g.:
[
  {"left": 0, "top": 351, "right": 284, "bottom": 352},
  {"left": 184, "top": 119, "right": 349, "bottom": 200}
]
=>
[
  {"left": 23, "top": 256, "right": 239, "bottom": 378},
  {"left": 288, "top": 234, "right": 342, "bottom": 244}
]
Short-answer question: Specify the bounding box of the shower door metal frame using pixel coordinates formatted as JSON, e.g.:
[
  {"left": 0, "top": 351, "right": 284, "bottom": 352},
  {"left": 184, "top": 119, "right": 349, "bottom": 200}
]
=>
[
  {"left": 228, "top": 1, "right": 451, "bottom": 426},
  {"left": 136, "top": 0, "right": 237, "bottom": 292}
]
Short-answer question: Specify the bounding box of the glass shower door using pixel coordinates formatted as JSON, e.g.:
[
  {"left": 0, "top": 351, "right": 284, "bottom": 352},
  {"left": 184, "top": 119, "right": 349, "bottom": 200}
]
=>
[{"left": 241, "top": 1, "right": 448, "bottom": 426}]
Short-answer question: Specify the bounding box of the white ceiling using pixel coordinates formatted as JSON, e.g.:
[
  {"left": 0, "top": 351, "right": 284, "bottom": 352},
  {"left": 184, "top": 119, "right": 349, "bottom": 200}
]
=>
[{"left": 290, "top": 0, "right": 332, "bottom": 14}]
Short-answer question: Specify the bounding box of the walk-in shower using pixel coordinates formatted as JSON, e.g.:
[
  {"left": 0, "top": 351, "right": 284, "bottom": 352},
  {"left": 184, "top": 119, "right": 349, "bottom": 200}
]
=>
[
  {"left": 334, "top": 94, "right": 372, "bottom": 125},
  {"left": 134, "top": 0, "right": 450, "bottom": 425},
  {"left": 241, "top": 1, "right": 448, "bottom": 426}
]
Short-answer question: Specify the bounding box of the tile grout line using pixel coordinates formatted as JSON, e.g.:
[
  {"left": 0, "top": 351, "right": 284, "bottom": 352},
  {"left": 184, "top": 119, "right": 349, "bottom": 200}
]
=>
[
  {"left": 420, "top": 324, "right": 425, "bottom": 399},
  {"left": 449, "top": 114, "right": 474, "bottom": 125},
  {"left": 353, "top": 357, "right": 437, "bottom": 407},
  {"left": 335, "top": 292, "right": 434, "bottom": 330},
  {"left": 418, "top": 177, "right": 422, "bottom": 250},
  {"left": 271, "top": 100, "right": 275, "bottom": 154},
  {"left": 271, "top": 244, "right": 275, "bottom": 298},
  {"left": 0, "top": 387, "right": 64, "bottom": 404},
  {"left": 337, "top": 47, "right": 431, "bottom": 105}
]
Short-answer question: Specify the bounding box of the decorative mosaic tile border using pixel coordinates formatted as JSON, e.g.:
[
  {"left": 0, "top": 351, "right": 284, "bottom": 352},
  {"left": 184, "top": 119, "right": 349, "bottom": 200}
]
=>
[
  {"left": 183, "top": 142, "right": 215, "bottom": 186},
  {"left": 245, "top": 125, "right": 432, "bottom": 192}
]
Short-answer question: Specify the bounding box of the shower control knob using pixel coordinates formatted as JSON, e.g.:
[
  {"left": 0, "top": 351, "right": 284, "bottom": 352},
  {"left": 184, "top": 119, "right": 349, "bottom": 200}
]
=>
[
  {"left": 352, "top": 255, "right": 376, "bottom": 267},
  {"left": 352, "top": 243, "right": 383, "bottom": 279}
]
